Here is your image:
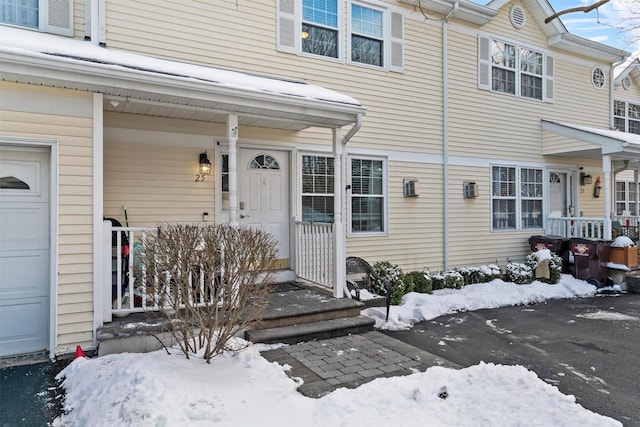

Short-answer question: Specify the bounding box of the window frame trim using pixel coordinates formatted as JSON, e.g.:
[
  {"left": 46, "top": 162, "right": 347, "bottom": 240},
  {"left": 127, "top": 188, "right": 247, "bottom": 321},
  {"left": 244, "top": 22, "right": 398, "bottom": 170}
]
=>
[
  {"left": 347, "top": 153, "right": 389, "bottom": 237},
  {"left": 490, "top": 164, "right": 545, "bottom": 232},
  {"left": 479, "top": 34, "right": 552, "bottom": 102},
  {"left": 347, "top": 0, "right": 390, "bottom": 71}
]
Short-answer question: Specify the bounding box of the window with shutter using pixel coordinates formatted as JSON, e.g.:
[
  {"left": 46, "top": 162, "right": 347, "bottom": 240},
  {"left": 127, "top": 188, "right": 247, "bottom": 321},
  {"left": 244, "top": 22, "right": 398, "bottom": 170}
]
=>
[
  {"left": 276, "top": 0, "right": 403, "bottom": 72},
  {"left": 1, "top": 0, "right": 73, "bottom": 36},
  {"left": 477, "top": 35, "right": 553, "bottom": 102}
]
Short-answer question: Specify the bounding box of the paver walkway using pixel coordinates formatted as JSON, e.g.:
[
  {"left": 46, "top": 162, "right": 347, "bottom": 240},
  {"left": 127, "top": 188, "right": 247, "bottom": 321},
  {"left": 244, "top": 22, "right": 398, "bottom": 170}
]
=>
[{"left": 261, "top": 331, "right": 458, "bottom": 398}]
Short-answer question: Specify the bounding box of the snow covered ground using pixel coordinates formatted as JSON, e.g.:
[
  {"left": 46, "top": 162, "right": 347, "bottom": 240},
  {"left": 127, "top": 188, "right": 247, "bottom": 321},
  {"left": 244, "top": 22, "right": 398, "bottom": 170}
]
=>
[{"left": 53, "top": 275, "right": 622, "bottom": 427}]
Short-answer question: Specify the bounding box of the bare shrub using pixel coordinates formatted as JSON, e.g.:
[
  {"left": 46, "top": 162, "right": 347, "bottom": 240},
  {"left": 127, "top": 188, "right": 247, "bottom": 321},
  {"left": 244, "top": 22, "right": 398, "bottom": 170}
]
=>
[{"left": 137, "top": 223, "right": 278, "bottom": 362}]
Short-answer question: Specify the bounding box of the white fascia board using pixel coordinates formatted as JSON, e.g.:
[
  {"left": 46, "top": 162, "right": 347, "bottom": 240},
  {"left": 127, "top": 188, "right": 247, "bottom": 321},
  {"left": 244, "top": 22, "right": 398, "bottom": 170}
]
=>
[
  {"left": 0, "top": 51, "right": 366, "bottom": 126},
  {"left": 548, "top": 33, "right": 630, "bottom": 64},
  {"left": 398, "top": 0, "right": 496, "bottom": 24}
]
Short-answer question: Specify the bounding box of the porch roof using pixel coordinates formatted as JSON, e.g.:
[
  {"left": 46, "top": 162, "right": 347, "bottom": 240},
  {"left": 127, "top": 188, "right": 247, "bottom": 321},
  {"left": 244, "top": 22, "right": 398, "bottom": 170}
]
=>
[
  {"left": 541, "top": 119, "right": 640, "bottom": 162},
  {"left": 0, "top": 27, "right": 366, "bottom": 131}
]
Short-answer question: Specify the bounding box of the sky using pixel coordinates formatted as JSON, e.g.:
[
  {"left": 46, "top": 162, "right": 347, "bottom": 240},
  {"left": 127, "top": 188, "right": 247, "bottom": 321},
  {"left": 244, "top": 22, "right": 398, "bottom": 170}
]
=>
[
  {"left": 52, "top": 274, "right": 629, "bottom": 426},
  {"left": 547, "top": 0, "right": 640, "bottom": 53}
]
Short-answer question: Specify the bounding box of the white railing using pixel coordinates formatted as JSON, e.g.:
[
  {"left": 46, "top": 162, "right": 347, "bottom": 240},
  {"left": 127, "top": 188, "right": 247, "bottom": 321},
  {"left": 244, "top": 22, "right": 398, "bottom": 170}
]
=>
[
  {"left": 294, "top": 221, "right": 334, "bottom": 287},
  {"left": 104, "top": 222, "right": 223, "bottom": 319},
  {"left": 547, "top": 217, "right": 606, "bottom": 238}
]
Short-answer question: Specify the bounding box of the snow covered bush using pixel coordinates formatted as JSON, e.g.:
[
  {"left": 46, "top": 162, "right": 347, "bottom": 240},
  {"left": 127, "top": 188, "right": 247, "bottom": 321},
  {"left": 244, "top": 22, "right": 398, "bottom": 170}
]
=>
[
  {"left": 526, "top": 250, "right": 562, "bottom": 284},
  {"left": 370, "top": 261, "right": 404, "bottom": 298},
  {"left": 430, "top": 270, "right": 464, "bottom": 290},
  {"left": 457, "top": 264, "right": 502, "bottom": 285},
  {"left": 407, "top": 271, "right": 432, "bottom": 294},
  {"left": 505, "top": 262, "right": 533, "bottom": 285},
  {"left": 611, "top": 236, "right": 636, "bottom": 247}
]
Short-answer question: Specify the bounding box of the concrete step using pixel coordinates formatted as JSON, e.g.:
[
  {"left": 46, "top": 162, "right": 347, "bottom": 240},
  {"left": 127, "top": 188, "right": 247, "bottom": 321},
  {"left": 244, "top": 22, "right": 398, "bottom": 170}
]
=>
[{"left": 245, "top": 315, "right": 375, "bottom": 345}]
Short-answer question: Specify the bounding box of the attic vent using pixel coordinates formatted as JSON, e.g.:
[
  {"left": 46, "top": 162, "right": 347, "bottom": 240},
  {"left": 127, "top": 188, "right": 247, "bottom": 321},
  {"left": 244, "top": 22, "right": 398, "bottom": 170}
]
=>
[
  {"left": 510, "top": 6, "right": 526, "bottom": 29},
  {"left": 623, "top": 76, "right": 632, "bottom": 90}
]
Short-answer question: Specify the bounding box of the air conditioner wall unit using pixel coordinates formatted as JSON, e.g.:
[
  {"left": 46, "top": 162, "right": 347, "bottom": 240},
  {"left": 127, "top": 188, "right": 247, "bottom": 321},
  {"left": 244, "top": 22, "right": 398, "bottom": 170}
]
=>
[
  {"left": 404, "top": 179, "right": 419, "bottom": 197},
  {"left": 463, "top": 181, "right": 478, "bottom": 198}
]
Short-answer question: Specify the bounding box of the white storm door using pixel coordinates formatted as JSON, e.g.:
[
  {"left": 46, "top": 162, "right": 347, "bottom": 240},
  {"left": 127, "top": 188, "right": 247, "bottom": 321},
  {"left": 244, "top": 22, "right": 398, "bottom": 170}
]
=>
[
  {"left": 0, "top": 147, "right": 51, "bottom": 357},
  {"left": 238, "top": 149, "right": 290, "bottom": 266},
  {"left": 548, "top": 171, "right": 574, "bottom": 218}
]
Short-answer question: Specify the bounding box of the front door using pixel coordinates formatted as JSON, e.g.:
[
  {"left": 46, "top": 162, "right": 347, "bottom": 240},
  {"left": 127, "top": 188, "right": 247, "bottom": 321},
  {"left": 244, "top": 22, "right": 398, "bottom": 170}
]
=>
[
  {"left": 238, "top": 149, "right": 290, "bottom": 268},
  {"left": 548, "top": 171, "right": 574, "bottom": 218},
  {"left": 0, "top": 147, "right": 51, "bottom": 357}
]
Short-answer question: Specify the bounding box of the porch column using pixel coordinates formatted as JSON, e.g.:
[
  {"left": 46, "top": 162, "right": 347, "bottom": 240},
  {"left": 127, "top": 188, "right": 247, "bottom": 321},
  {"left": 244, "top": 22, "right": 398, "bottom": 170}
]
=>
[
  {"left": 332, "top": 128, "right": 345, "bottom": 298},
  {"left": 631, "top": 169, "right": 640, "bottom": 225},
  {"left": 603, "top": 154, "right": 612, "bottom": 239},
  {"left": 227, "top": 115, "right": 239, "bottom": 227}
]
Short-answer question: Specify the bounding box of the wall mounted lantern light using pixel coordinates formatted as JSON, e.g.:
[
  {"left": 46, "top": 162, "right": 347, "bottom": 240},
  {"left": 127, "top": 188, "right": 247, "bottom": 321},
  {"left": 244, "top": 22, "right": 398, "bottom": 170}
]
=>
[
  {"left": 199, "top": 152, "right": 211, "bottom": 175},
  {"left": 580, "top": 172, "right": 592, "bottom": 186}
]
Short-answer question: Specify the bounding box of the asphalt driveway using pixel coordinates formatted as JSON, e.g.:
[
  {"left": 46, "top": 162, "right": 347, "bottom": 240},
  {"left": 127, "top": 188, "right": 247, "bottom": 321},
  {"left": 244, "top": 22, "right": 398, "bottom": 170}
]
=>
[{"left": 383, "top": 294, "right": 640, "bottom": 426}]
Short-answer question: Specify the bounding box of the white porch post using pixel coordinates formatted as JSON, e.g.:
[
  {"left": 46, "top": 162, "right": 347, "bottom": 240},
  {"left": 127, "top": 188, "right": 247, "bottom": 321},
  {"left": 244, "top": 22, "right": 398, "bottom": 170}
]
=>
[
  {"left": 332, "top": 128, "right": 345, "bottom": 298},
  {"left": 631, "top": 169, "right": 640, "bottom": 225},
  {"left": 603, "top": 154, "right": 612, "bottom": 239},
  {"left": 227, "top": 114, "right": 239, "bottom": 227}
]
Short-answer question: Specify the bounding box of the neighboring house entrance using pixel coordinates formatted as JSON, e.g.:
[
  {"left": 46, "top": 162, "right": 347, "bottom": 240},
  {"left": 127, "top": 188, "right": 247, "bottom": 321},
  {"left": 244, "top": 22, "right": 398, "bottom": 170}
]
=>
[
  {"left": 548, "top": 171, "right": 574, "bottom": 218},
  {"left": 238, "top": 149, "right": 290, "bottom": 269},
  {"left": 0, "top": 147, "right": 51, "bottom": 357}
]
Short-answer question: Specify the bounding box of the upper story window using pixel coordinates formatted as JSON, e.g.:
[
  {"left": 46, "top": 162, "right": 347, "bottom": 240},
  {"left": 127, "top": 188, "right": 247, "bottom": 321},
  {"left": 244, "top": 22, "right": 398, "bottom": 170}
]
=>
[
  {"left": 478, "top": 36, "right": 553, "bottom": 102},
  {"left": 302, "top": 0, "right": 339, "bottom": 59},
  {"left": 350, "top": 4, "right": 383, "bottom": 67},
  {"left": 592, "top": 66, "right": 606, "bottom": 89},
  {"left": 614, "top": 100, "right": 640, "bottom": 134},
  {"left": 0, "top": 0, "right": 73, "bottom": 36},
  {"left": 278, "top": 0, "right": 403, "bottom": 72}
]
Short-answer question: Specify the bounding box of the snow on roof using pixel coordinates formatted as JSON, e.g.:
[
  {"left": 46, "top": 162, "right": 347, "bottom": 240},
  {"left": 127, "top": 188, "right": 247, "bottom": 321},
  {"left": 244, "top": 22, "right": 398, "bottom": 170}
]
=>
[{"left": 0, "top": 26, "right": 362, "bottom": 107}]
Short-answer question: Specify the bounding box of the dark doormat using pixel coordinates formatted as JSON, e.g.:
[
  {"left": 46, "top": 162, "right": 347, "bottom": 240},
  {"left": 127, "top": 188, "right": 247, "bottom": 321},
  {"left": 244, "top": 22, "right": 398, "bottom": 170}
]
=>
[
  {"left": 0, "top": 357, "right": 71, "bottom": 426},
  {"left": 269, "top": 282, "right": 303, "bottom": 293}
]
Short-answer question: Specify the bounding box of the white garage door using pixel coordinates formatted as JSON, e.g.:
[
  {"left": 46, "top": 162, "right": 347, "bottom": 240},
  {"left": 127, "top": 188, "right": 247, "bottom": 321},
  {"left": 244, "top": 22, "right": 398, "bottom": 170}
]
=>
[{"left": 0, "top": 147, "right": 50, "bottom": 357}]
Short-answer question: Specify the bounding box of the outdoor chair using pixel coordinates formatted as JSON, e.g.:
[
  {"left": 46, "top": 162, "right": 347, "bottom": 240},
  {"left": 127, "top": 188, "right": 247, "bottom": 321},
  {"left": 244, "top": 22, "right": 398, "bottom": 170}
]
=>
[{"left": 346, "top": 256, "right": 393, "bottom": 321}]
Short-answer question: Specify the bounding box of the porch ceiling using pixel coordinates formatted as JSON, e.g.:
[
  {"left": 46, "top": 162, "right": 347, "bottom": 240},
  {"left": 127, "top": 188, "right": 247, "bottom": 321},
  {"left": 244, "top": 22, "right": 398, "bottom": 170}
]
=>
[
  {"left": 541, "top": 120, "right": 640, "bottom": 165},
  {"left": 0, "top": 27, "right": 365, "bottom": 131}
]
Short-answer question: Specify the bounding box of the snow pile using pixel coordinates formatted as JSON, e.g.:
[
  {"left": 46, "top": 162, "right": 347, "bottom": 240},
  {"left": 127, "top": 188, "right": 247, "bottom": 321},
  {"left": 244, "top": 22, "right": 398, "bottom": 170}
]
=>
[
  {"left": 363, "top": 274, "right": 597, "bottom": 330},
  {"left": 54, "top": 342, "right": 620, "bottom": 427},
  {"left": 611, "top": 236, "right": 635, "bottom": 247}
]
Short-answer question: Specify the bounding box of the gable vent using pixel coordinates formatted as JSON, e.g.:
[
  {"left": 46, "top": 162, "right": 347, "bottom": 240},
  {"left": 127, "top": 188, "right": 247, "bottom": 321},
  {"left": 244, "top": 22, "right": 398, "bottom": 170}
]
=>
[
  {"left": 623, "top": 76, "right": 632, "bottom": 90},
  {"left": 510, "top": 5, "right": 526, "bottom": 29}
]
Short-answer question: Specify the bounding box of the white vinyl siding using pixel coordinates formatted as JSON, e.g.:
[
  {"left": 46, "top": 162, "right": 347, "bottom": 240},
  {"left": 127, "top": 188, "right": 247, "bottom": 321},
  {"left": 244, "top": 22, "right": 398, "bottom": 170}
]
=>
[{"left": 0, "top": 0, "right": 74, "bottom": 36}]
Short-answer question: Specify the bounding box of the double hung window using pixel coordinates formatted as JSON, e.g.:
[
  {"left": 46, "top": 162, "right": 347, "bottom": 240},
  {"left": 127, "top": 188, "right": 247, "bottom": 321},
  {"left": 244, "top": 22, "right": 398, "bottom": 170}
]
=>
[
  {"left": 350, "top": 157, "right": 385, "bottom": 233},
  {"left": 615, "top": 181, "right": 637, "bottom": 216},
  {"left": 0, "top": 0, "right": 73, "bottom": 36},
  {"left": 479, "top": 36, "right": 552, "bottom": 102},
  {"left": 301, "top": 155, "right": 334, "bottom": 223},
  {"left": 491, "top": 166, "right": 543, "bottom": 230},
  {"left": 614, "top": 100, "right": 640, "bottom": 134},
  {"left": 302, "top": 0, "right": 339, "bottom": 59},
  {"left": 350, "top": 4, "right": 383, "bottom": 67}
]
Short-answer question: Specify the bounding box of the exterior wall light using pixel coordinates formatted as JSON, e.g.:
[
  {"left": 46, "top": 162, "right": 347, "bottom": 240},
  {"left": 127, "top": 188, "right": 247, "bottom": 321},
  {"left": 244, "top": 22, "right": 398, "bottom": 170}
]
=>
[{"left": 199, "top": 152, "right": 211, "bottom": 175}]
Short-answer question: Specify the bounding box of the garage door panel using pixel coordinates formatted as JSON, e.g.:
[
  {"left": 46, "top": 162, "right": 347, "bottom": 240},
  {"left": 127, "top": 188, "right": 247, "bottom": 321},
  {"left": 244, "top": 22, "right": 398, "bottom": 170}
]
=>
[
  {"left": 0, "top": 203, "right": 49, "bottom": 251},
  {"left": 0, "top": 297, "right": 49, "bottom": 356},
  {"left": 0, "top": 250, "right": 49, "bottom": 298}
]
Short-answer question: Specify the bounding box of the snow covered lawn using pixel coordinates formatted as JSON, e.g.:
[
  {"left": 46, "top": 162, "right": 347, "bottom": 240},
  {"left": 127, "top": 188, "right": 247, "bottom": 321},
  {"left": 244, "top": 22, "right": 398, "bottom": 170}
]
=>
[{"left": 53, "top": 275, "right": 622, "bottom": 426}]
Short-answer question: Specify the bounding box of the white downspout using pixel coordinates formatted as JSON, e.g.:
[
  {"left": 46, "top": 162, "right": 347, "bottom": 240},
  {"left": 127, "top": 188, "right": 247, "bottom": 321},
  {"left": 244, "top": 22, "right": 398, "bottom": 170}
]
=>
[{"left": 442, "top": 2, "right": 458, "bottom": 270}]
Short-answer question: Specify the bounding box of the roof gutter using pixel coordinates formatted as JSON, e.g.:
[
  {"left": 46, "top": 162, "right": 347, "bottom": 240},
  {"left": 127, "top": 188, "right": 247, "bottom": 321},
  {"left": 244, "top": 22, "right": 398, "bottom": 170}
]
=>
[{"left": 549, "top": 33, "right": 630, "bottom": 63}]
